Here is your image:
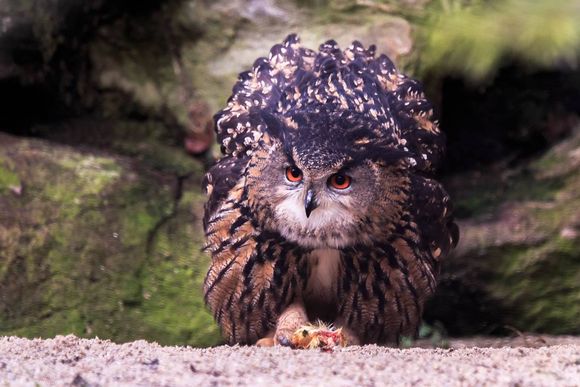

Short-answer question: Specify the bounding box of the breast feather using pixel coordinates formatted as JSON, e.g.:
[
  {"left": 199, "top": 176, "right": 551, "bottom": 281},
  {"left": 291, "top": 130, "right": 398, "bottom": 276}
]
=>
[{"left": 305, "top": 248, "right": 341, "bottom": 302}]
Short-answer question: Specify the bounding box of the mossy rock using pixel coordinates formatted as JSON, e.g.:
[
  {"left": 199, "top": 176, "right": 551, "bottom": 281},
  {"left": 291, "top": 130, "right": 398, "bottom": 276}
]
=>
[
  {"left": 0, "top": 133, "right": 220, "bottom": 346},
  {"left": 426, "top": 128, "right": 580, "bottom": 335},
  {"left": 185, "top": 0, "right": 414, "bottom": 112}
]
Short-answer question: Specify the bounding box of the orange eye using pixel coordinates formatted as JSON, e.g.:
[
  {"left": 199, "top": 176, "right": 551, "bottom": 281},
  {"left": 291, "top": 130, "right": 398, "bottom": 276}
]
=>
[
  {"left": 286, "top": 166, "right": 303, "bottom": 182},
  {"left": 329, "top": 173, "right": 351, "bottom": 190}
]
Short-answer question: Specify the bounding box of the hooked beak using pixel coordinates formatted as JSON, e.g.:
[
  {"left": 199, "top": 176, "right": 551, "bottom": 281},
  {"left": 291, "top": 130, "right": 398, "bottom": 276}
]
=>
[{"left": 304, "top": 188, "right": 318, "bottom": 218}]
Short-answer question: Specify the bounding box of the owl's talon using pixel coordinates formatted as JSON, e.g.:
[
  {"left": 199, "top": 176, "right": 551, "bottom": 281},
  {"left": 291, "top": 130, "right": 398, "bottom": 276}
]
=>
[
  {"left": 273, "top": 302, "right": 308, "bottom": 348},
  {"left": 256, "top": 337, "right": 275, "bottom": 347},
  {"left": 275, "top": 334, "right": 293, "bottom": 347}
]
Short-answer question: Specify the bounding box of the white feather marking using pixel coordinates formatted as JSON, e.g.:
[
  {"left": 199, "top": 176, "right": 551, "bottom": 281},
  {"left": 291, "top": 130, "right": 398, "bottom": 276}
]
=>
[
  {"left": 276, "top": 193, "right": 353, "bottom": 230},
  {"left": 274, "top": 189, "right": 355, "bottom": 248}
]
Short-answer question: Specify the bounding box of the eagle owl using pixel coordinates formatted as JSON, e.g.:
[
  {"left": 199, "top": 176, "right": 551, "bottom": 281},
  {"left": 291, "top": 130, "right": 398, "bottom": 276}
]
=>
[{"left": 203, "top": 34, "right": 458, "bottom": 346}]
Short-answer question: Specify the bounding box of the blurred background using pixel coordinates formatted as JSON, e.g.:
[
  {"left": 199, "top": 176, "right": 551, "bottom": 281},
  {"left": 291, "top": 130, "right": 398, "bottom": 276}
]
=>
[{"left": 0, "top": 0, "right": 579, "bottom": 347}]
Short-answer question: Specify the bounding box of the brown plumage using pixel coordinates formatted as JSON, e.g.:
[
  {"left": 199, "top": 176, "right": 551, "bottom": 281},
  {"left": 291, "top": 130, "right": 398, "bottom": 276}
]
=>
[{"left": 203, "top": 34, "right": 458, "bottom": 346}]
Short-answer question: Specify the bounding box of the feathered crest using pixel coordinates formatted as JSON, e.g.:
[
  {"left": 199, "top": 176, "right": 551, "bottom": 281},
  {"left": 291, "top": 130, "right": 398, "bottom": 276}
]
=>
[{"left": 214, "top": 34, "right": 444, "bottom": 172}]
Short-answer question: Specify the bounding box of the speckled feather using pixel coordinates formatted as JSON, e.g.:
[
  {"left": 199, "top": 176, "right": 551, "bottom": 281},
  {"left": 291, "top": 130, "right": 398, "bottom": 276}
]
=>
[
  {"left": 203, "top": 34, "right": 458, "bottom": 345},
  {"left": 214, "top": 34, "right": 443, "bottom": 171}
]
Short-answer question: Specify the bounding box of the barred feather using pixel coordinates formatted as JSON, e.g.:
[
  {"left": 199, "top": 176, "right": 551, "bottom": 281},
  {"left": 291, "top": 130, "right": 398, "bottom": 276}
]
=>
[{"left": 204, "top": 35, "right": 457, "bottom": 346}]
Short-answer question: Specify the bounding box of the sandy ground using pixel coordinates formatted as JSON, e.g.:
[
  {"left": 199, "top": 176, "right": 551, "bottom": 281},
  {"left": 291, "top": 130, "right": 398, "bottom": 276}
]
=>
[{"left": 1, "top": 335, "right": 579, "bottom": 386}]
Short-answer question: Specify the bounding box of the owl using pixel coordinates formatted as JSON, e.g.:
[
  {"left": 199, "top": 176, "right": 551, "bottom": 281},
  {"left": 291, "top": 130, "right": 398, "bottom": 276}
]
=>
[{"left": 203, "top": 34, "right": 458, "bottom": 346}]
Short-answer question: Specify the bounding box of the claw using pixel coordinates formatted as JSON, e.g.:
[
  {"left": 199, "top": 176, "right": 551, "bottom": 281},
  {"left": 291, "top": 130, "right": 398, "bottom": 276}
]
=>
[
  {"left": 256, "top": 337, "right": 275, "bottom": 347},
  {"left": 276, "top": 334, "right": 293, "bottom": 347}
]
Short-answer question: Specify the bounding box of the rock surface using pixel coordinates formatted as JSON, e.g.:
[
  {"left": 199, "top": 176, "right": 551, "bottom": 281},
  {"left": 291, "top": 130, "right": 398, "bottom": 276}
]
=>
[
  {"left": 1, "top": 335, "right": 579, "bottom": 386},
  {"left": 0, "top": 0, "right": 420, "bottom": 347},
  {"left": 426, "top": 127, "right": 580, "bottom": 335},
  {"left": 0, "top": 0, "right": 579, "bottom": 347},
  {"left": 0, "top": 133, "right": 219, "bottom": 346}
]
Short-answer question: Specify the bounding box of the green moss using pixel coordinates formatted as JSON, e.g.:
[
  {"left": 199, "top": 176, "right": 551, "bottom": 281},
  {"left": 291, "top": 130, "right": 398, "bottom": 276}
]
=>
[
  {"left": 487, "top": 237, "right": 580, "bottom": 334},
  {"left": 6, "top": 309, "right": 86, "bottom": 339},
  {"left": 140, "top": 257, "right": 220, "bottom": 346},
  {"left": 114, "top": 140, "right": 202, "bottom": 176},
  {"left": 452, "top": 172, "right": 566, "bottom": 218},
  {"left": 417, "top": 0, "right": 580, "bottom": 80},
  {"left": 531, "top": 131, "right": 580, "bottom": 175},
  {"left": 488, "top": 187, "right": 580, "bottom": 334},
  {"left": 432, "top": 227, "right": 580, "bottom": 335},
  {"left": 0, "top": 135, "right": 216, "bottom": 346},
  {"left": 0, "top": 158, "right": 20, "bottom": 194},
  {"left": 58, "top": 155, "right": 121, "bottom": 194},
  {"left": 431, "top": 128, "right": 580, "bottom": 335},
  {"left": 138, "top": 180, "right": 221, "bottom": 346},
  {"left": 452, "top": 129, "right": 580, "bottom": 218}
]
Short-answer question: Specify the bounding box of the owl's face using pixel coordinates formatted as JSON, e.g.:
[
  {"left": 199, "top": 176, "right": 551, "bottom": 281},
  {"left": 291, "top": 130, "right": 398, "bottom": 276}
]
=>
[{"left": 246, "top": 114, "right": 410, "bottom": 249}]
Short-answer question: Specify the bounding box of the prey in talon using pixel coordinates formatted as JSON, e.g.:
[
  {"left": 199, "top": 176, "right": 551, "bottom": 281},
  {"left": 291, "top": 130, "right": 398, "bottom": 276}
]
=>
[
  {"left": 291, "top": 322, "right": 346, "bottom": 351},
  {"left": 202, "top": 35, "right": 458, "bottom": 347}
]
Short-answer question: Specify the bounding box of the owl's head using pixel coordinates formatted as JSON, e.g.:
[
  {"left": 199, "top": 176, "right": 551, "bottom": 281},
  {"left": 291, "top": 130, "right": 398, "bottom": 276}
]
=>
[
  {"left": 245, "top": 107, "right": 411, "bottom": 249},
  {"left": 213, "top": 35, "right": 446, "bottom": 249}
]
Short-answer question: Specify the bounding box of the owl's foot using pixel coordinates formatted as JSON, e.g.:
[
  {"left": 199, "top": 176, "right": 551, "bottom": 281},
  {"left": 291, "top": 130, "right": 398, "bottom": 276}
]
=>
[
  {"left": 256, "top": 337, "right": 275, "bottom": 347},
  {"left": 290, "top": 322, "right": 346, "bottom": 351},
  {"left": 273, "top": 302, "right": 308, "bottom": 347}
]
